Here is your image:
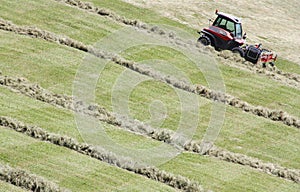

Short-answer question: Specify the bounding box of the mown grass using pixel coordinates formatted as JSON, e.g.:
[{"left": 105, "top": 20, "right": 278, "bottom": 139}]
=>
[
  {"left": 1, "top": 14, "right": 300, "bottom": 170},
  {"left": 0, "top": 86, "right": 162, "bottom": 150},
  {"left": 220, "top": 64, "right": 300, "bottom": 116},
  {"left": 159, "top": 153, "right": 300, "bottom": 192},
  {"left": 1, "top": 0, "right": 300, "bottom": 118},
  {"left": 276, "top": 58, "right": 300, "bottom": 75},
  {"left": 0, "top": 0, "right": 121, "bottom": 44},
  {"left": 87, "top": 0, "right": 300, "bottom": 73},
  {"left": 121, "top": 44, "right": 300, "bottom": 117},
  {"left": 216, "top": 106, "right": 300, "bottom": 169},
  {"left": 0, "top": 128, "right": 176, "bottom": 192},
  {"left": 86, "top": 0, "right": 197, "bottom": 35},
  {"left": 123, "top": 45, "right": 208, "bottom": 86},
  {"left": 3, "top": 35, "right": 299, "bottom": 171},
  {"left": 0, "top": 30, "right": 81, "bottom": 96},
  {"left": 0, "top": 181, "right": 28, "bottom": 192},
  {"left": 1, "top": 0, "right": 300, "bottom": 191},
  {"left": 1, "top": 29, "right": 299, "bottom": 119}
]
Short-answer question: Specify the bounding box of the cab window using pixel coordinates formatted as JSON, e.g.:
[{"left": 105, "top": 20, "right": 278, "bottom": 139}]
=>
[
  {"left": 226, "top": 21, "right": 235, "bottom": 33},
  {"left": 235, "top": 23, "right": 242, "bottom": 38}
]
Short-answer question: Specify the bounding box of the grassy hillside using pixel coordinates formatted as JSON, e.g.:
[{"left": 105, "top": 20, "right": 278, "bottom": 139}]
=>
[{"left": 0, "top": 0, "right": 299, "bottom": 192}]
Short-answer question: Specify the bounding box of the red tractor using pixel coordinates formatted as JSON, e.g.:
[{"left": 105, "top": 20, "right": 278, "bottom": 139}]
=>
[{"left": 198, "top": 10, "right": 277, "bottom": 66}]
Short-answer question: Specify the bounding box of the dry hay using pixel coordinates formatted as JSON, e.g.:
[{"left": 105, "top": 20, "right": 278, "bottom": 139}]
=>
[
  {"left": 0, "top": 116, "right": 205, "bottom": 192},
  {"left": 0, "top": 164, "right": 69, "bottom": 192}
]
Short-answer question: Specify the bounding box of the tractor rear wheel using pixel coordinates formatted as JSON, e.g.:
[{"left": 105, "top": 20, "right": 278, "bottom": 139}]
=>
[
  {"left": 198, "top": 36, "right": 211, "bottom": 46},
  {"left": 232, "top": 47, "right": 245, "bottom": 57}
]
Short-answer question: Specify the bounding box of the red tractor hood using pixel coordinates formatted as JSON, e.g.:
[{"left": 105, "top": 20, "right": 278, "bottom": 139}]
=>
[{"left": 203, "top": 26, "right": 245, "bottom": 45}]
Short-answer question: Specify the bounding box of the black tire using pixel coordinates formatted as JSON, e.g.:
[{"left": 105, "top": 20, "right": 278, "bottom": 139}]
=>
[
  {"left": 198, "top": 36, "right": 211, "bottom": 46},
  {"left": 232, "top": 47, "right": 245, "bottom": 57}
]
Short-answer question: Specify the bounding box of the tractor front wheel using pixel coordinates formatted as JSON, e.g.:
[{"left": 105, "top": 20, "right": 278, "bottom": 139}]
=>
[{"left": 198, "top": 36, "right": 211, "bottom": 46}]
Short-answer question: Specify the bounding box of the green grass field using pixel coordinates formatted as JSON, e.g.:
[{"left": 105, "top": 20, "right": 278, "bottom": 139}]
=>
[{"left": 0, "top": 0, "right": 300, "bottom": 191}]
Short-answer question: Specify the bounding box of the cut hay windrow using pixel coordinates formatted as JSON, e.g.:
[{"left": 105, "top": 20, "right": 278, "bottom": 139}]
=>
[
  {"left": 1, "top": 75, "right": 299, "bottom": 183},
  {"left": 0, "top": 18, "right": 89, "bottom": 52},
  {"left": 0, "top": 74, "right": 180, "bottom": 146},
  {"left": 0, "top": 18, "right": 299, "bottom": 130},
  {"left": 0, "top": 163, "right": 69, "bottom": 192},
  {"left": 184, "top": 141, "right": 300, "bottom": 183},
  {"left": 194, "top": 84, "right": 300, "bottom": 129},
  {"left": 54, "top": 0, "right": 147, "bottom": 29},
  {"left": 0, "top": 73, "right": 115, "bottom": 125},
  {"left": 0, "top": 116, "right": 205, "bottom": 192},
  {"left": 2, "top": 114, "right": 300, "bottom": 185},
  {"left": 52, "top": 0, "right": 300, "bottom": 88}
]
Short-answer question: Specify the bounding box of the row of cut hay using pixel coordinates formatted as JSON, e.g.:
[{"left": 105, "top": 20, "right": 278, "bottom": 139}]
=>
[
  {"left": 1, "top": 74, "right": 299, "bottom": 184},
  {"left": 0, "top": 73, "right": 295, "bottom": 184},
  {"left": 53, "top": 0, "right": 300, "bottom": 87},
  {"left": 92, "top": 50, "right": 300, "bottom": 129},
  {"left": 184, "top": 141, "right": 300, "bottom": 183},
  {"left": 54, "top": 0, "right": 147, "bottom": 28},
  {"left": 0, "top": 18, "right": 88, "bottom": 52},
  {"left": 0, "top": 74, "right": 115, "bottom": 124},
  {"left": 0, "top": 18, "right": 299, "bottom": 129},
  {"left": 100, "top": 50, "right": 300, "bottom": 129},
  {"left": 0, "top": 163, "right": 69, "bottom": 192},
  {"left": 194, "top": 84, "right": 300, "bottom": 129},
  {"left": 0, "top": 73, "right": 178, "bottom": 145},
  {"left": 90, "top": 46, "right": 300, "bottom": 129},
  {"left": 0, "top": 116, "right": 205, "bottom": 192},
  {"left": 2, "top": 109, "right": 300, "bottom": 185}
]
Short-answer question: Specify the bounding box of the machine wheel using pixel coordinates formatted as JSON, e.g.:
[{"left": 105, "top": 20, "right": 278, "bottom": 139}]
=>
[
  {"left": 198, "top": 36, "right": 211, "bottom": 46},
  {"left": 232, "top": 47, "right": 245, "bottom": 57}
]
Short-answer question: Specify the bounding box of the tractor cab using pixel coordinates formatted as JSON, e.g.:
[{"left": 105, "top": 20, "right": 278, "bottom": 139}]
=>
[{"left": 198, "top": 10, "right": 246, "bottom": 50}]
